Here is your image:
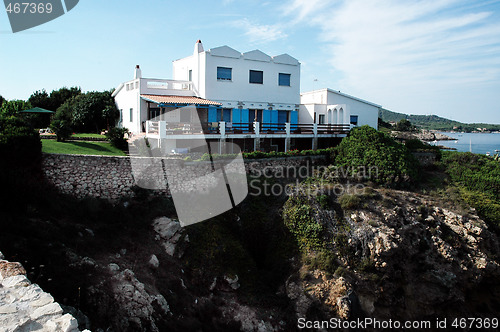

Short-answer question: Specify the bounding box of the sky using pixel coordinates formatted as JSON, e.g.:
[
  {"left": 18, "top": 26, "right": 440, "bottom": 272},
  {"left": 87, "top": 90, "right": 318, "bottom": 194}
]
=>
[{"left": 1, "top": 0, "right": 500, "bottom": 124}]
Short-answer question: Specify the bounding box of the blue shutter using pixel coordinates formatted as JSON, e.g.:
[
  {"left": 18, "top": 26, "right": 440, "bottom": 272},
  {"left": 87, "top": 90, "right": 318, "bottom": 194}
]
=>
[
  {"left": 290, "top": 111, "right": 298, "bottom": 131},
  {"left": 271, "top": 110, "right": 278, "bottom": 124},
  {"left": 240, "top": 109, "right": 249, "bottom": 132},
  {"left": 262, "top": 109, "right": 271, "bottom": 131},
  {"left": 208, "top": 106, "right": 218, "bottom": 123},
  {"left": 232, "top": 108, "right": 241, "bottom": 123}
]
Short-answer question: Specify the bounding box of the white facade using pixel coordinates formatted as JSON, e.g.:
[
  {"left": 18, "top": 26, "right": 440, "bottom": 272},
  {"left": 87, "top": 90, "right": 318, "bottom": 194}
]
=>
[
  {"left": 172, "top": 42, "right": 300, "bottom": 110},
  {"left": 300, "top": 89, "right": 380, "bottom": 129}
]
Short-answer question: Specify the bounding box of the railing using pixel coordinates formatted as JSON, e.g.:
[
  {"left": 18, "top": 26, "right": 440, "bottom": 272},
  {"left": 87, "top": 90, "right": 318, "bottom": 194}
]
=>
[{"left": 145, "top": 121, "right": 351, "bottom": 137}]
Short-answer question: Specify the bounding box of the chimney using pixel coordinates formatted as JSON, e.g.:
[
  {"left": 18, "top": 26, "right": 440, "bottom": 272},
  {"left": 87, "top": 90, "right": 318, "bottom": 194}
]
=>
[
  {"left": 194, "top": 39, "right": 204, "bottom": 54},
  {"left": 134, "top": 65, "right": 142, "bottom": 79}
]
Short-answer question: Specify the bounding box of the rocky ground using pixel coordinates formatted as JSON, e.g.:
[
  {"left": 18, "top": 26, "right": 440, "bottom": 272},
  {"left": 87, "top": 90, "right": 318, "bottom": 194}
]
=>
[
  {"left": 392, "top": 130, "right": 455, "bottom": 141},
  {"left": 1, "top": 182, "right": 499, "bottom": 331},
  {"left": 0, "top": 252, "right": 87, "bottom": 332}
]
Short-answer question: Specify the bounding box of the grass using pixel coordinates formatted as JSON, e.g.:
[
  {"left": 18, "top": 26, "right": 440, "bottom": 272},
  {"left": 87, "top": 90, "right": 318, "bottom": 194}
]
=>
[{"left": 42, "top": 140, "right": 126, "bottom": 156}]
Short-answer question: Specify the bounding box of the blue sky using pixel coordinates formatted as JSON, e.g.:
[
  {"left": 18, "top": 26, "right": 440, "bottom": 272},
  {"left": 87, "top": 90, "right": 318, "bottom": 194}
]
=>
[{"left": 1, "top": 0, "right": 500, "bottom": 123}]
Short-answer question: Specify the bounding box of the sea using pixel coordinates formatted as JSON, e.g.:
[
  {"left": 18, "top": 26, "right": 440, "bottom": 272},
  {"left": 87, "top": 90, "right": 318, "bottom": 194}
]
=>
[{"left": 430, "top": 132, "right": 500, "bottom": 155}]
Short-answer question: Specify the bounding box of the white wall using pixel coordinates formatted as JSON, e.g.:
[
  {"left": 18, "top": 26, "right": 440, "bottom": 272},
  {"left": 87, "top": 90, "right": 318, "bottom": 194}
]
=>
[
  {"left": 173, "top": 45, "right": 300, "bottom": 108},
  {"left": 114, "top": 79, "right": 142, "bottom": 133},
  {"left": 326, "top": 90, "right": 379, "bottom": 129}
]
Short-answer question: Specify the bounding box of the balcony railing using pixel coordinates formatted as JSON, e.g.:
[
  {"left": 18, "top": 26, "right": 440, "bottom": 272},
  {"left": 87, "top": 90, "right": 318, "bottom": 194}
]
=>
[{"left": 146, "top": 121, "right": 351, "bottom": 137}]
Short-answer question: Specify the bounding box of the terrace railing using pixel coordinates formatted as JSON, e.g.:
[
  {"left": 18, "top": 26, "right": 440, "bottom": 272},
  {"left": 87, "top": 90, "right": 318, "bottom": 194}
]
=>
[{"left": 145, "top": 121, "right": 351, "bottom": 137}]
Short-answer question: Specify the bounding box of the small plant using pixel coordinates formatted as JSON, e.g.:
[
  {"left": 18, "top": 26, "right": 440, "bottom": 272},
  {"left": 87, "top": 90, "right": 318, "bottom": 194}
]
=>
[
  {"left": 317, "top": 194, "right": 330, "bottom": 209},
  {"left": 106, "top": 127, "right": 129, "bottom": 150},
  {"left": 50, "top": 119, "right": 72, "bottom": 142},
  {"left": 339, "top": 194, "right": 361, "bottom": 210}
]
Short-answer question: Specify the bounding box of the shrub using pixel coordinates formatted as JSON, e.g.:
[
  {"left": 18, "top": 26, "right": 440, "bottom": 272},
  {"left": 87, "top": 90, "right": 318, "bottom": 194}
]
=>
[
  {"left": 0, "top": 115, "right": 41, "bottom": 171},
  {"left": 282, "top": 197, "right": 325, "bottom": 251},
  {"left": 50, "top": 119, "right": 72, "bottom": 142},
  {"left": 106, "top": 127, "right": 129, "bottom": 150},
  {"left": 339, "top": 194, "right": 361, "bottom": 210},
  {"left": 335, "top": 125, "right": 420, "bottom": 187}
]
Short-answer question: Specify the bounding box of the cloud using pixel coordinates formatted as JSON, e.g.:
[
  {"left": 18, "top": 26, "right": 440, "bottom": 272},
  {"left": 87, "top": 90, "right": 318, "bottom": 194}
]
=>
[
  {"left": 283, "top": 0, "right": 500, "bottom": 120},
  {"left": 233, "top": 18, "right": 288, "bottom": 44}
]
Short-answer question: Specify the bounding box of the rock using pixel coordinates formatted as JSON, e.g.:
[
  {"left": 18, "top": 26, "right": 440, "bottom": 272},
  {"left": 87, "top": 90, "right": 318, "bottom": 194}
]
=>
[
  {"left": 2, "top": 275, "right": 31, "bottom": 288},
  {"left": 108, "top": 263, "right": 120, "bottom": 273},
  {"left": 224, "top": 274, "right": 240, "bottom": 290},
  {"left": 30, "top": 302, "right": 63, "bottom": 320},
  {"left": 0, "top": 251, "right": 4, "bottom": 260},
  {"left": 0, "top": 261, "right": 27, "bottom": 280},
  {"left": 153, "top": 217, "right": 183, "bottom": 256},
  {"left": 149, "top": 254, "right": 159, "bottom": 268}
]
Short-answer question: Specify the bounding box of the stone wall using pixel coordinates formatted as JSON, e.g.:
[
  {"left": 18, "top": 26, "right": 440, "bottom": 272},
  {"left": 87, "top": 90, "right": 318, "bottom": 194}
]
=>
[{"left": 42, "top": 154, "right": 328, "bottom": 201}]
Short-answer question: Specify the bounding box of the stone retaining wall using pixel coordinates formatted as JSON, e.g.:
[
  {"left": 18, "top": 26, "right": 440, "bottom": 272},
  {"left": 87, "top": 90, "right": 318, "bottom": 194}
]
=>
[{"left": 42, "top": 154, "right": 328, "bottom": 201}]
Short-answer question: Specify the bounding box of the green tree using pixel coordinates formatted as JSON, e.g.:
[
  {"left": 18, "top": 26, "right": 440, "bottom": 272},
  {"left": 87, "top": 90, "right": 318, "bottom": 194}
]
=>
[
  {"left": 68, "top": 91, "right": 118, "bottom": 132},
  {"left": 49, "top": 86, "right": 81, "bottom": 111},
  {"left": 50, "top": 99, "right": 74, "bottom": 141},
  {"left": 0, "top": 100, "right": 32, "bottom": 117},
  {"left": 28, "top": 89, "right": 52, "bottom": 110},
  {"left": 395, "top": 119, "right": 414, "bottom": 132},
  {"left": 335, "top": 125, "right": 420, "bottom": 187},
  {"left": 0, "top": 95, "right": 5, "bottom": 107}
]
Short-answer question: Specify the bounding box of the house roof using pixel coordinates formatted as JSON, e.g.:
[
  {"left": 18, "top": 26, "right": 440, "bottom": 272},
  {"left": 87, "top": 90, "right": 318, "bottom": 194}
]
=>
[
  {"left": 301, "top": 88, "right": 381, "bottom": 108},
  {"left": 141, "top": 94, "right": 221, "bottom": 106}
]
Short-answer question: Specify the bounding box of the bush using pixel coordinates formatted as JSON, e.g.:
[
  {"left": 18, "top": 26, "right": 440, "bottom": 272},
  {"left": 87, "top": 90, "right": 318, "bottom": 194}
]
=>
[
  {"left": 339, "top": 194, "right": 361, "bottom": 210},
  {"left": 106, "top": 127, "right": 129, "bottom": 150},
  {"left": 0, "top": 115, "right": 41, "bottom": 171},
  {"left": 335, "top": 125, "right": 420, "bottom": 187},
  {"left": 50, "top": 119, "right": 72, "bottom": 142},
  {"left": 282, "top": 197, "right": 325, "bottom": 251}
]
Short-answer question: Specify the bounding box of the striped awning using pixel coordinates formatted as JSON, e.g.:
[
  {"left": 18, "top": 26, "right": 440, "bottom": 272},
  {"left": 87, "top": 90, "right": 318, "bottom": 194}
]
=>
[{"left": 141, "top": 94, "right": 221, "bottom": 106}]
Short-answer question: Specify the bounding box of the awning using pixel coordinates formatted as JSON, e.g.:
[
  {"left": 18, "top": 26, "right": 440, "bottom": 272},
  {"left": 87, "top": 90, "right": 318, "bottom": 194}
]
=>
[
  {"left": 141, "top": 94, "right": 221, "bottom": 106},
  {"left": 19, "top": 107, "right": 54, "bottom": 114}
]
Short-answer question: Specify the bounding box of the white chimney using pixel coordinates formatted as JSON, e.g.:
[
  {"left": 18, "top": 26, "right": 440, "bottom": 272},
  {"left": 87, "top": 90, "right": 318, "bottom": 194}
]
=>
[
  {"left": 194, "top": 39, "right": 204, "bottom": 54},
  {"left": 134, "top": 65, "right": 142, "bottom": 79}
]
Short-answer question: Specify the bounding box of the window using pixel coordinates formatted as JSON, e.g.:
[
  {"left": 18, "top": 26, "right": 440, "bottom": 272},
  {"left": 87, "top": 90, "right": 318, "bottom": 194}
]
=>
[
  {"left": 188, "top": 69, "right": 192, "bottom": 81},
  {"left": 135, "top": 81, "right": 139, "bottom": 89},
  {"left": 278, "top": 73, "right": 291, "bottom": 86},
  {"left": 319, "top": 114, "right": 325, "bottom": 124},
  {"left": 217, "top": 67, "right": 232, "bottom": 81},
  {"left": 350, "top": 115, "right": 359, "bottom": 126},
  {"left": 249, "top": 70, "right": 263, "bottom": 84},
  {"left": 129, "top": 108, "right": 133, "bottom": 122}
]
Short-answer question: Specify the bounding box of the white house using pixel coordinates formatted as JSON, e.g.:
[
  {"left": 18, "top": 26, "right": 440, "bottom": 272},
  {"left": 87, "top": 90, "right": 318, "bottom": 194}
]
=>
[
  {"left": 300, "top": 89, "right": 380, "bottom": 129},
  {"left": 112, "top": 40, "right": 381, "bottom": 153}
]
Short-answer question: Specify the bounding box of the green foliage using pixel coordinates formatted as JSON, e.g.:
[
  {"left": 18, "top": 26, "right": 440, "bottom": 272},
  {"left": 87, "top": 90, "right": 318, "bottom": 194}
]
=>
[
  {"left": 0, "top": 100, "right": 32, "bottom": 117},
  {"left": 0, "top": 95, "right": 5, "bottom": 107},
  {"left": 41, "top": 140, "right": 126, "bottom": 156},
  {"left": 67, "top": 91, "right": 119, "bottom": 132},
  {"left": 335, "top": 126, "right": 420, "bottom": 187},
  {"left": 339, "top": 194, "right": 361, "bottom": 210},
  {"left": 317, "top": 194, "right": 330, "bottom": 209},
  {"left": 105, "top": 127, "right": 129, "bottom": 150},
  {"left": 0, "top": 115, "right": 41, "bottom": 171},
  {"left": 50, "top": 119, "right": 72, "bottom": 142},
  {"left": 28, "top": 89, "right": 52, "bottom": 110},
  {"left": 394, "top": 119, "right": 414, "bottom": 132},
  {"left": 441, "top": 152, "right": 500, "bottom": 228},
  {"left": 307, "top": 251, "right": 337, "bottom": 275},
  {"left": 282, "top": 196, "right": 325, "bottom": 251},
  {"left": 196, "top": 147, "right": 335, "bottom": 161}
]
